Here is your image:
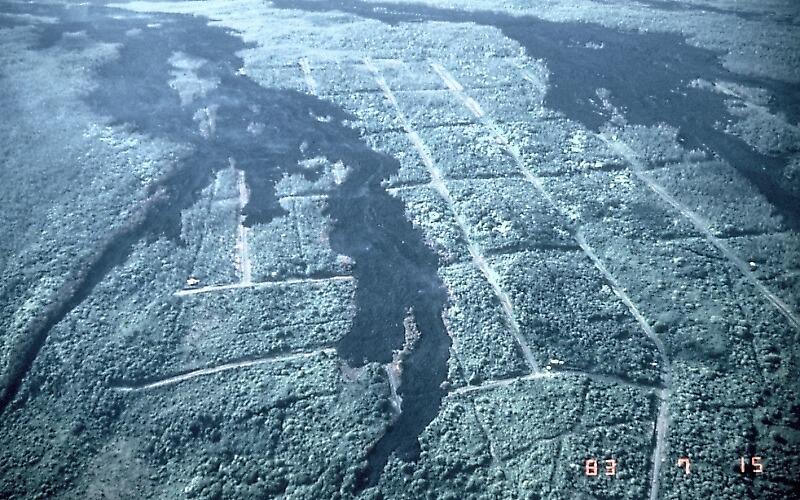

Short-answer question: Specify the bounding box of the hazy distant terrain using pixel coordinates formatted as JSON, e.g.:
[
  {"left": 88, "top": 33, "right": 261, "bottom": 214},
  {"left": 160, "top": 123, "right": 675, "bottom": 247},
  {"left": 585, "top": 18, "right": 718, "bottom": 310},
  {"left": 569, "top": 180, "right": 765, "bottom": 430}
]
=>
[{"left": 0, "top": 0, "right": 798, "bottom": 498}]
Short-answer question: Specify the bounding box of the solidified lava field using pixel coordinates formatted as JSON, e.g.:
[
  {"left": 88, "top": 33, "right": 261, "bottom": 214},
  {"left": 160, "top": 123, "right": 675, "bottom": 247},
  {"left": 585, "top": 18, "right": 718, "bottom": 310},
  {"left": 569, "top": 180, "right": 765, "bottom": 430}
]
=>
[{"left": 0, "top": 0, "right": 799, "bottom": 498}]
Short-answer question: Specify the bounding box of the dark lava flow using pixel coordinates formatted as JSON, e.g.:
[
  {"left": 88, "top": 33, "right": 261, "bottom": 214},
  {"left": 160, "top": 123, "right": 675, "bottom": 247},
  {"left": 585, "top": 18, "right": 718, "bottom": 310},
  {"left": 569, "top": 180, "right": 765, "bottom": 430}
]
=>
[
  {"left": 275, "top": 0, "right": 800, "bottom": 227},
  {"left": 596, "top": 0, "right": 800, "bottom": 25},
  {"left": 1, "top": 5, "right": 451, "bottom": 491},
  {"left": 0, "top": 1, "right": 331, "bottom": 414},
  {"left": 328, "top": 151, "right": 451, "bottom": 488}
]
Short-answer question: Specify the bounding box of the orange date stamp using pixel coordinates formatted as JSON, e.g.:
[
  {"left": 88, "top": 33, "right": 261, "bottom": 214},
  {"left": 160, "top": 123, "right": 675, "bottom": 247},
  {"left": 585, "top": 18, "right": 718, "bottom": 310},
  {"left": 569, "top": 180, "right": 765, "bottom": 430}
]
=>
[{"left": 584, "top": 458, "right": 617, "bottom": 476}]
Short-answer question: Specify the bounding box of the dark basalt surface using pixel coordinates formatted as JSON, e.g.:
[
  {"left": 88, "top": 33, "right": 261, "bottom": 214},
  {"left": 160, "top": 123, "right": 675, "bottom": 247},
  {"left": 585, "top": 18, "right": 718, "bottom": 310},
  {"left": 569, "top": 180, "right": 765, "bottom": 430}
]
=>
[
  {"left": 597, "top": 0, "right": 799, "bottom": 25},
  {"left": 2, "top": 1, "right": 799, "bottom": 497},
  {"left": 274, "top": 0, "right": 800, "bottom": 227},
  {"left": 0, "top": 3, "right": 451, "bottom": 488}
]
